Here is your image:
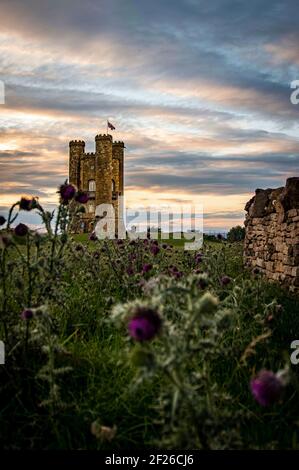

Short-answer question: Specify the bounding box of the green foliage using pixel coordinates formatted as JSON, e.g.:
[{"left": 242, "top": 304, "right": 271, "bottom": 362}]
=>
[
  {"left": 227, "top": 225, "right": 246, "bottom": 242},
  {"left": 0, "top": 194, "right": 298, "bottom": 449}
]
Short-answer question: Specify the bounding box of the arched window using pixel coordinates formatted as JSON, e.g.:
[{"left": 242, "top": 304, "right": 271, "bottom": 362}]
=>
[
  {"left": 112, "top": 179, "right": 116, "bottom": 192},
  {"left": 89, "top": 180, "right": 96, "bottom": 191}
]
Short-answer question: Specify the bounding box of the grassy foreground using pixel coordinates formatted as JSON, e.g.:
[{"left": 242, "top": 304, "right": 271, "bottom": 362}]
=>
[{"left": 0, "top": 197, "right": 299, "bottom": 449}]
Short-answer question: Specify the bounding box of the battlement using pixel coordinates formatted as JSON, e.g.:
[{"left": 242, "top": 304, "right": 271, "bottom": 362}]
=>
[
  {"left": 95, "top": 134, "right": 112, "bottom": 141},
  {"left": 113, "top": 141, "right": 124, "bottom": 147},
  {"left": 69, "top": 140, "right": 85, "bottom": 146},
  {"left": 84, "top": 152, "right": 95, "bottom": 157}
]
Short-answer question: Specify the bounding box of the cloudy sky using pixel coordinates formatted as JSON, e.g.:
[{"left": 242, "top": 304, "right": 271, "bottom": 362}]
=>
[{"left": 0, "top": 0, "right": 299, "bottom": 230}]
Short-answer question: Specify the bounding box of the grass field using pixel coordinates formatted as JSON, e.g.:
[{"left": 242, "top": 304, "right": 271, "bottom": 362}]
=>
[{"left": 0, "top": 200, "right": 299, "bottom": 449}]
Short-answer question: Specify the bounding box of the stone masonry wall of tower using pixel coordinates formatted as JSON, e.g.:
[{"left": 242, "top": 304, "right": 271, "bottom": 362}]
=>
[{"left": 69, "top": 134, "right": 125, "bottom": 233}]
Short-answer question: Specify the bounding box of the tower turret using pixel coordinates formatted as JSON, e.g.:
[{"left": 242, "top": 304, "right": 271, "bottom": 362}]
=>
[
  {"left": 112, "top": 141, "right": 125, "bottom": 195},
  {"left": 95, "top": 134, "right": 113, "bottom": 207},
  {"left": 69, "top": 140, "right": 85, "bottom": 188}
]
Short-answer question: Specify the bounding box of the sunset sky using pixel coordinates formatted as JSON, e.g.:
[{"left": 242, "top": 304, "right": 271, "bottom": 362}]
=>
[{"left": 0, "top": 0, "right": 299, "bottom": 231}]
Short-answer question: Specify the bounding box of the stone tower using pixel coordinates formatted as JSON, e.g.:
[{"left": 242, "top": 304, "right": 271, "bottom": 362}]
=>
[{"left": 69, "top": 133, "right": 125, "bottom": 233}]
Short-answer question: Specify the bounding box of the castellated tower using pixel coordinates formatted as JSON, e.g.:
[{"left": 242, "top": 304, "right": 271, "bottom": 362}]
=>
[
  {"left": 69, "top": 134, "right": 125, "bottom": 233},
  {"left": 69, "top": 140, "right": 85, "bottom": 189}
]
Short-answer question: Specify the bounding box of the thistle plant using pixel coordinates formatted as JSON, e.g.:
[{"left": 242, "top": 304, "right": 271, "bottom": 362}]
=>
[{"left": 111, "top": 275, "right": 244, "bottom": 449}]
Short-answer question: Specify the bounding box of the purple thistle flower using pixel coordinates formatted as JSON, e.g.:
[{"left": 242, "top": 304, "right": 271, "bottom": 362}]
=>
[
  {"left": 14, "top": 223, "right": 29, "bottom": 237},
  {"left": 250, "top": 370, "right": 284, "bottom": 407},
  {"left": 59, "top": 183, "right": 76, "bottom": 203},
  {"left": 128, "top": 306, "right": 162, "bottom": 342},
  {"left": 0, "top": 215, "right": 6, "bottom": 226},
  {"left": 21, "top": 309, "right": 34, "bottom": 320},
  {"left": 195, "top": 253, "right": 203, "bottom": 263},
  {"left": 19, "top": 197, "right": 38, "bottom": 211},
  {"left": 142, "top": 263, "right": 152, "bottom": 273},
  {"left": 221, "top": 275, "right": 231, "bottom": 286},
  {"left": 75, "top": 191, "right": 89, "bottom": 204},
  {"left": 150, "top": 244, "right": 160, "bottom": 256}
]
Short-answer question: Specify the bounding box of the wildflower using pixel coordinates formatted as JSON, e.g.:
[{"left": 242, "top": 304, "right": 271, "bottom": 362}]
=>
[
  {"left": 19, "top": 196, "right": 38, "bottom": 211},
  {"left": 59, "top": 183, "right": 76, "bottom": 203},
  {"left": 0, "top": 215, "right": 6, "bottom": 226},
  {"left": 250, "top": 370, "right": 284, "bottom": 407},
  {"left": 221, "top": 275, "right": 231, "bottom": 286},
  {"left": 128, "top": 306, "right": 162, "bottom": 342},
  {"left": 21, "top": 309, "right": 34, "bottom": 320},
  {"left": 89, "top": 231, "right": 97, "bottom": 241},
  {"left": 150, "top": 244, "right": 160, "bottom": 256},
  {"left": 169, "top": 265, "right": 182, "bottom": 278},
  {"left": 14, "top": 223, "right": 29, "bottom": 237},
  {"left": 75, "top": 191, "right": 89, "bottom": 204},
  {"left": 142, "top": 263, "right": 152, "bottom": 273},
  {"left": 195, "top": 253, "right": 203, "bottom": 263}
]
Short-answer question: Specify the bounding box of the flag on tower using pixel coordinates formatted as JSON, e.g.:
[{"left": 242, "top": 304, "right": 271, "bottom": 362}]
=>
[{"left": 107, "top": 121, "right": 115, "bottom": 130}]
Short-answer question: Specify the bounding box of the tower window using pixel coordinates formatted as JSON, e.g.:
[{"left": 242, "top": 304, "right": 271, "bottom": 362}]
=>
[{"left": 89, "top": 180, "right": 96, "bottom": 191}]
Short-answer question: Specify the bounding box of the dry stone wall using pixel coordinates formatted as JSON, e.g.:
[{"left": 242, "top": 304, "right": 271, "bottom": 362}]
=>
[{"left": 244, "top": 177, "right": 299, "bottom": 293}]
